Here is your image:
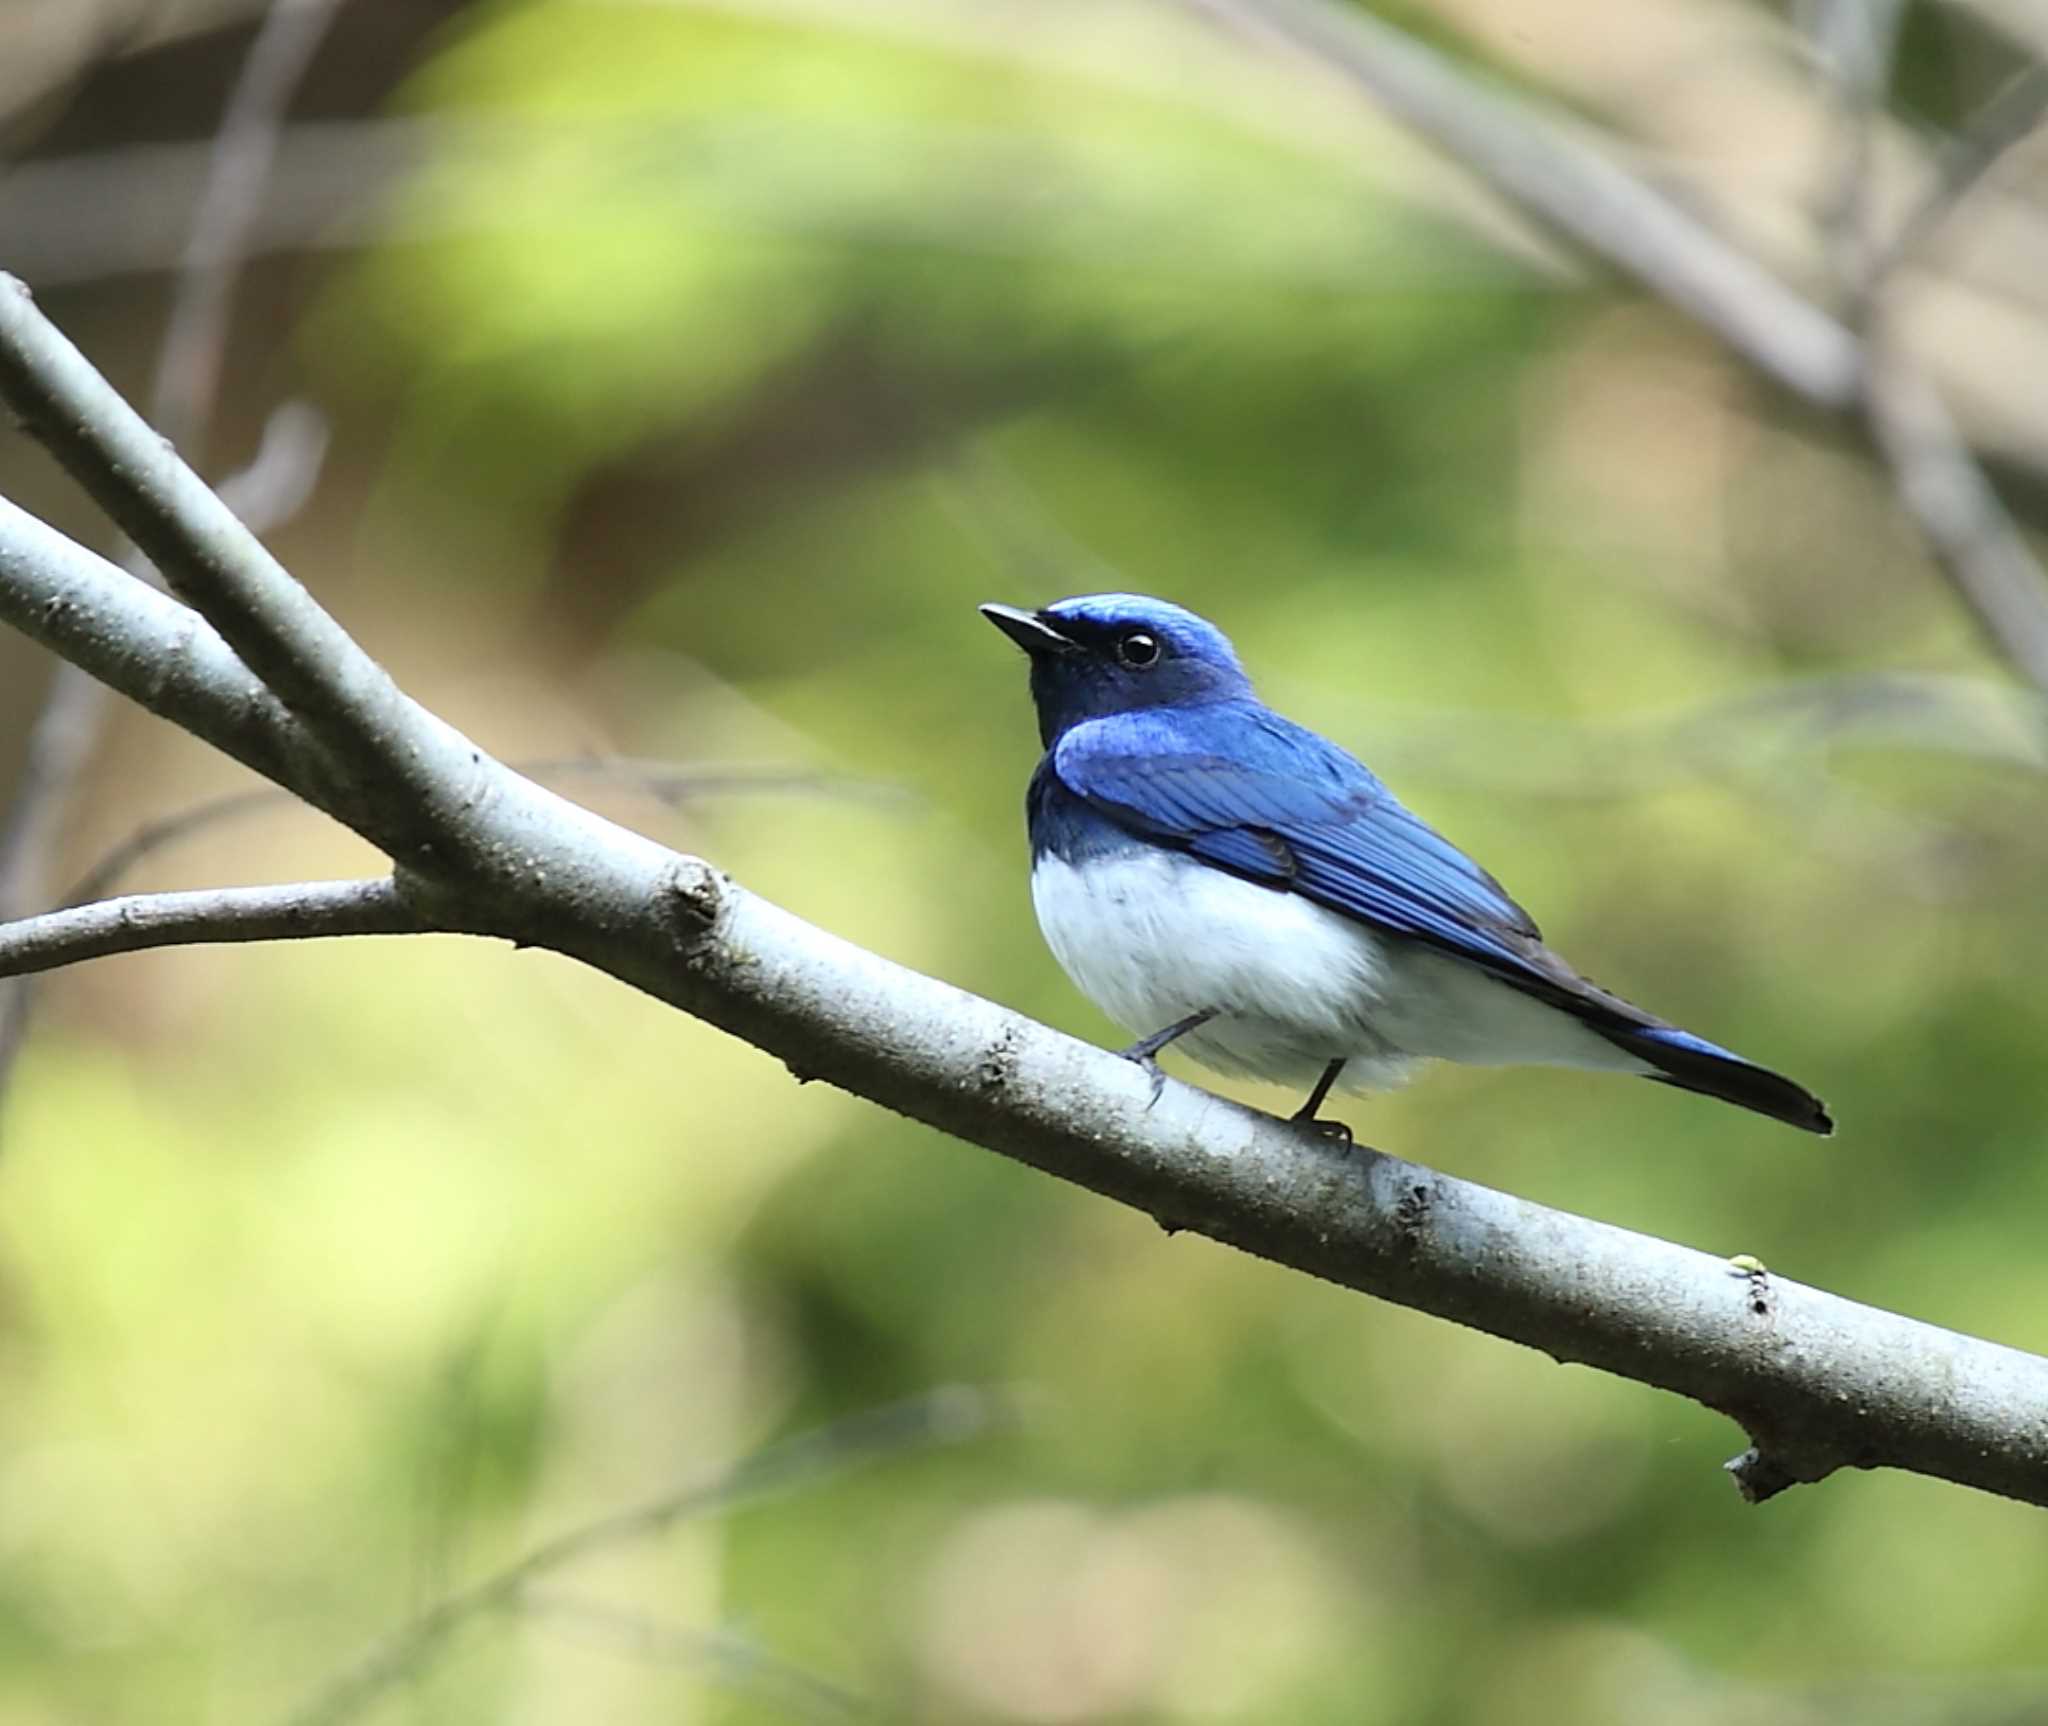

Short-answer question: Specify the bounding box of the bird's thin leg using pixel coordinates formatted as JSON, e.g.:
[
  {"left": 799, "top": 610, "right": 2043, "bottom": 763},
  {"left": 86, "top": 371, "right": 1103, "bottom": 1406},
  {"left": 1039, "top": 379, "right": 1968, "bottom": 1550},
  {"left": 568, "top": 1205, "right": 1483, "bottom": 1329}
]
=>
[
  {"left": 1292, "top": 1059, "right": 1351, "bottom": 1145},
  {"left": 1117, "top": 1008, "right": 1218, "bottom": 1107},
  {"left": 1293, "top": 1059, "right": 1346, "bottom": 1120}
]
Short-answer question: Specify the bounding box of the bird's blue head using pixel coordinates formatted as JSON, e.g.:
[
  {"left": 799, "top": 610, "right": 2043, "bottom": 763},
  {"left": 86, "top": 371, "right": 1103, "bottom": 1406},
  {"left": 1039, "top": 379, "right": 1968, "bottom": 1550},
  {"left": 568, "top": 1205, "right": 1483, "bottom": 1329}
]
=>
[{"left": 981, "top": 593, "right": 1253, "bottom": 745}]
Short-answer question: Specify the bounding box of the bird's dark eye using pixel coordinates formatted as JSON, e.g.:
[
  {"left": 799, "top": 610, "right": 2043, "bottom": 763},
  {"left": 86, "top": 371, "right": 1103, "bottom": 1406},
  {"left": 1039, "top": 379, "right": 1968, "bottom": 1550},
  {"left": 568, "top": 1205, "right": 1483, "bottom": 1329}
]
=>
[{"left": 1117, "top": 630, "right": 1160, "bottom": 669}]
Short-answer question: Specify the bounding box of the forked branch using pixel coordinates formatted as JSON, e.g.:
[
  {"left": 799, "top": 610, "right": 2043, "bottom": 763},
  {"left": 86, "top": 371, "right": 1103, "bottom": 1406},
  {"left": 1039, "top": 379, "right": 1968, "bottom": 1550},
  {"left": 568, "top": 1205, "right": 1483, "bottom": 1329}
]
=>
[{"left": 3, "top": 21, "right": 2048, "bottom": 1509}]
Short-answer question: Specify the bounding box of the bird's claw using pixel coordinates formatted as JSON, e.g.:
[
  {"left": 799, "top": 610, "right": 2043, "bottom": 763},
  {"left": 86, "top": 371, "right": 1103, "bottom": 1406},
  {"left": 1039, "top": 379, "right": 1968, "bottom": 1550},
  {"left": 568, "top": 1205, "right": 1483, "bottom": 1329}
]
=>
[
  {"left": 1294, "top": 1113, "right": 1355, "bottom": 1152},
  {"left": 1118, "top": 1049, "right": 1168, "bottom": 1109}
]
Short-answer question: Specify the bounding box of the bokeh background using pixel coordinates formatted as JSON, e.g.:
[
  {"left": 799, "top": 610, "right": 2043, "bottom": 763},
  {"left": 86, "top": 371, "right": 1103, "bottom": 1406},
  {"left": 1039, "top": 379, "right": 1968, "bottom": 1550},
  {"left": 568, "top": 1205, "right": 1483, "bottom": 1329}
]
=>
[{"left": 4, "top": 1, "right": 2048, "bottom": 1721}]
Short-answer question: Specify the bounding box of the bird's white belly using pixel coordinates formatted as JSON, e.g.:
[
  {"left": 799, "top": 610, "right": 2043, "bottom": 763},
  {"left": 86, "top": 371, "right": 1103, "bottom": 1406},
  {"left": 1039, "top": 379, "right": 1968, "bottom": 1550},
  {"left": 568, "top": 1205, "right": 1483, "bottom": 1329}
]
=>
[{"left": 1029, "top": 849, "right": 1641, "bottom": 1093}]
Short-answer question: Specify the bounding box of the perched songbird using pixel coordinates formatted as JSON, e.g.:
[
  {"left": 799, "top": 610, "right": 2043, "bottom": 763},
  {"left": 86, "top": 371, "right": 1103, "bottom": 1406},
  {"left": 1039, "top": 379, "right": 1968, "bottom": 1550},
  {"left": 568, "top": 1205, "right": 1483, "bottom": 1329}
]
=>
[{"left": 982, "top": 594, "right": 1831, "bottom": 1134}]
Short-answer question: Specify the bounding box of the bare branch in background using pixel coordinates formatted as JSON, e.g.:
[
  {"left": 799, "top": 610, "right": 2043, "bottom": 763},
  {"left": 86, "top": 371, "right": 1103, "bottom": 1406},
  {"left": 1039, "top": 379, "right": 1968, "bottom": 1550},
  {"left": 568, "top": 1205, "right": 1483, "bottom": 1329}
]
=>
[
  {"left": 0, "top": 0, "right": 340, "bottom": 1112},
  {"left": 1179, "top": 0, "right": 1863, "bottom": 406},
  {"left": 1805, "top": 0, "right": 1911, "bottom": 294},
  {"left": 0, "top": 667, "right": 108, "bottom": 1092},
  {"left": 215, "top": 398, "right": 332, "bottom": 529},
  {"left": 1176, "top": 0, "right": 2048, "bottom": 706},
  {"left": 1865, "top": 361, "right": 2048, "bottom": 695},
  {"left": 1859, "top": 64, "right": 2048, "bottom": 316},
  {"left": 285, "top": 1388, "right": 998, "bottom": 1726},
  {"left": 61, "top": 787, "right": 304, "bottom": 907},
  {"left": 3, "top": 281, "right": 2048, "bottom": 1510},
  {"left": 518, "top": 1592, "right": 871, "bottom": 1721},
  {"left": 152, "top": 0, "right": 347, "bottom": 459},
  {"left": 64, "top": 756, "right": 909, "bottom": 905},
  {"left": 932, "top": 441, "right": 1130, "bottom": 597},
  {"left": 1851, "top": 60, "right": 2048, "bottom": 697},
  {"left": 1360, "top": 672, "right": 2048, "bottom": 798},
  {"left": 0, "top": 120, "right": 429, "bottom": 287}
]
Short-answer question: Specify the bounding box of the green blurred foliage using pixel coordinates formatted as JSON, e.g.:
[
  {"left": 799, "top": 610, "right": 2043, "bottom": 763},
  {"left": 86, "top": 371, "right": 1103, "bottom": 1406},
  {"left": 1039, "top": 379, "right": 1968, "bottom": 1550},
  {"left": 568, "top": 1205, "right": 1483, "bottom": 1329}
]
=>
[{"left": 7, "top": 2, "right": 2048, "bottom": 1723}]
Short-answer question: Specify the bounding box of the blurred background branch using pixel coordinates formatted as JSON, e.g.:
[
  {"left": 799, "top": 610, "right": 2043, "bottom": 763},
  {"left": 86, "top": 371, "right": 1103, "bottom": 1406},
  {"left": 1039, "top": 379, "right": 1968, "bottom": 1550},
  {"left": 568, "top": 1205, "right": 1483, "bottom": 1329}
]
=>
[
  {"left": 62, "top": 754, "right": 909, "bottom": 904},
  {"left": 0, "top": 0, "right": 339, "bottom": 1114},
  {"left": 289, "top": 1387, "right": 999, "bottom": 1726},
  {"left": 1186, "top": 0, "right": 2048, "bottom": 705},
  {"left": 510, "top": 1591, "right": 871, "bottom": 1723}
]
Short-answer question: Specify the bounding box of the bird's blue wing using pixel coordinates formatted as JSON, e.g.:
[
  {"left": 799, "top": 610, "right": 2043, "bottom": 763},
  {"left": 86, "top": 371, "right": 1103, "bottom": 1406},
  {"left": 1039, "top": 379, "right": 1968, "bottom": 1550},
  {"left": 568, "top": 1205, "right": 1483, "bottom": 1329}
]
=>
[
  {"left": 1052, "top": 706, "right": 1552, "bottom": 986},
  {"left": 1049, "top": 706, "right": 1835, "bottom": 1133}
]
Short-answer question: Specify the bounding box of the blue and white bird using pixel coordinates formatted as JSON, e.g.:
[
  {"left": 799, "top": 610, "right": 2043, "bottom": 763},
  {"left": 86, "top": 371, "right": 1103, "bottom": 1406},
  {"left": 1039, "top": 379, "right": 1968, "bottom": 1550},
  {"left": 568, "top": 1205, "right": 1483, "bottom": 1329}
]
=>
[{"left": 982, "top": 593, "right": 1831, "bottom": 1135}]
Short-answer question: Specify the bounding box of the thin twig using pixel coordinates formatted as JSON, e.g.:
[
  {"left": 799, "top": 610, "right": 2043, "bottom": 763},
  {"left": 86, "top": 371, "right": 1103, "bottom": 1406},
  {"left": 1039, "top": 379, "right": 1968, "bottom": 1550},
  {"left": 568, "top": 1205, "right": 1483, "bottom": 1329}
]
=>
[
  {"left": 284, "top": 1387, "right": 998, "bottom": 1726},
  {"left": 1805, "top": 0, "right": 1910, "bottom": 296},
  {"left": 215, "top": 399, "right": 332, "bottom": 531},
  {"left": 520, "top": 1591, "right": 871, "bottom": 1721},
  {"left": 1359, "top": 670, "right": 2048, "bottom": 794},
  {"left": 0, "top": 666, "right": 103, "bottom": 912},
  {"left": 0, "top": 878, "right": 425, "bottom": 979},
  {"left": 0, "top": 667, "right": 106, "bottom": 1081},
  {"left": 1858, "top": 64, "right": 2048, "bottom": 320},
  {"left": 1864, "top": 360, "right": 2048, "bottom": 694},
  {"left": 152, "top": 0, "right": 347, "bottom": 458},
  {"left": 62, "top": 758, "right": 909, "bottom": 906},
  {"left": 530, "top": 757, "right": 913, "bottom": 814},
  {"left": 1850, "top": 54, "right": 2048, "bottom": 699},
  {"left": 59, "top": 788, "right": 297, "bottom": 909},
  {"left": 931, "top": 441, "right": 1128, "bottom": 596}
]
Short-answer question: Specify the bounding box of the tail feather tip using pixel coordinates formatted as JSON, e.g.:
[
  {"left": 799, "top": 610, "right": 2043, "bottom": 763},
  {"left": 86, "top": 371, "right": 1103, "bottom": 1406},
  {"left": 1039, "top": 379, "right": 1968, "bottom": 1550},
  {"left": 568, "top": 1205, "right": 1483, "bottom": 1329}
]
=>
[{"left": 1615, "top": 1025, "right": 1833, "bottom": 1136}]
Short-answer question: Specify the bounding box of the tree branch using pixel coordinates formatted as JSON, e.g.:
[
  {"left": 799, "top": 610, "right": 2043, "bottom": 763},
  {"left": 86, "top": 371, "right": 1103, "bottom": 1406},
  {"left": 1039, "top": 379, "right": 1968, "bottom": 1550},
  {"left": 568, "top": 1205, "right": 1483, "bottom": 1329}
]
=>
[
  {"left": 0, "top": 278, "right": 463, "bottom": 843},
  {"left": 0, "top": 489, "right": 329, "bottom": 803},
  {"left": 6, "top": 771, "right": 2045, "bottom": 1505},
  {"left": 0, "top": 878, "right": 424, "bottom": 977},
  {"left": 0, "top": 407, "right": 333, "bottom": 1100}
]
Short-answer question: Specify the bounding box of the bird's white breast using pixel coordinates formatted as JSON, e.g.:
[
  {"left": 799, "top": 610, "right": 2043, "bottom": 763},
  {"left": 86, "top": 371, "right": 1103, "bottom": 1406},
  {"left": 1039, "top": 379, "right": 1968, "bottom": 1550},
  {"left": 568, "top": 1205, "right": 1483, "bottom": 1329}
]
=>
[
  {"left": 1029, "top": 848, "right": 1410, "bottom": 1090},
  {"left": 1029, "top": 848, "right": 1642, "bottom": 1092}
]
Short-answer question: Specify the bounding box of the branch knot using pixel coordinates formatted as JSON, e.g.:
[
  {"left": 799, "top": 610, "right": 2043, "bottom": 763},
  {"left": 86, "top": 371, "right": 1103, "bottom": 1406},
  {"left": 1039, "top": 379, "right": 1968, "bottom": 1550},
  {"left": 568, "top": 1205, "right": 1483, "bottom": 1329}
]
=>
[{"left": 661, "top": 857, "right": 725, "bottom": 947}]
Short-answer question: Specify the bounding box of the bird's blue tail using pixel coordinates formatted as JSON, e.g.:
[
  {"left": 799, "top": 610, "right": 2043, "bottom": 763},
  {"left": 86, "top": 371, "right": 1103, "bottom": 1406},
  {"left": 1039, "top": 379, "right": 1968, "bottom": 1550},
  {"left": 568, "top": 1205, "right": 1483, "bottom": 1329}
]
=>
[{"left": 1601, "top": 1024, "right": 1833, "bottom": 1135}]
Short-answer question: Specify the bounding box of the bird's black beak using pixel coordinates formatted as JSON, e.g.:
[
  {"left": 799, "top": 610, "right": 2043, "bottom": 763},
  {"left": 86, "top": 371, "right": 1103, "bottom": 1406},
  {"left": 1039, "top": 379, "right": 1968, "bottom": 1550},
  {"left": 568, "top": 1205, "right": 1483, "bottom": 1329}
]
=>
[{"left": 980, "top": 602, "right": 1077, "bottom": 657}]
